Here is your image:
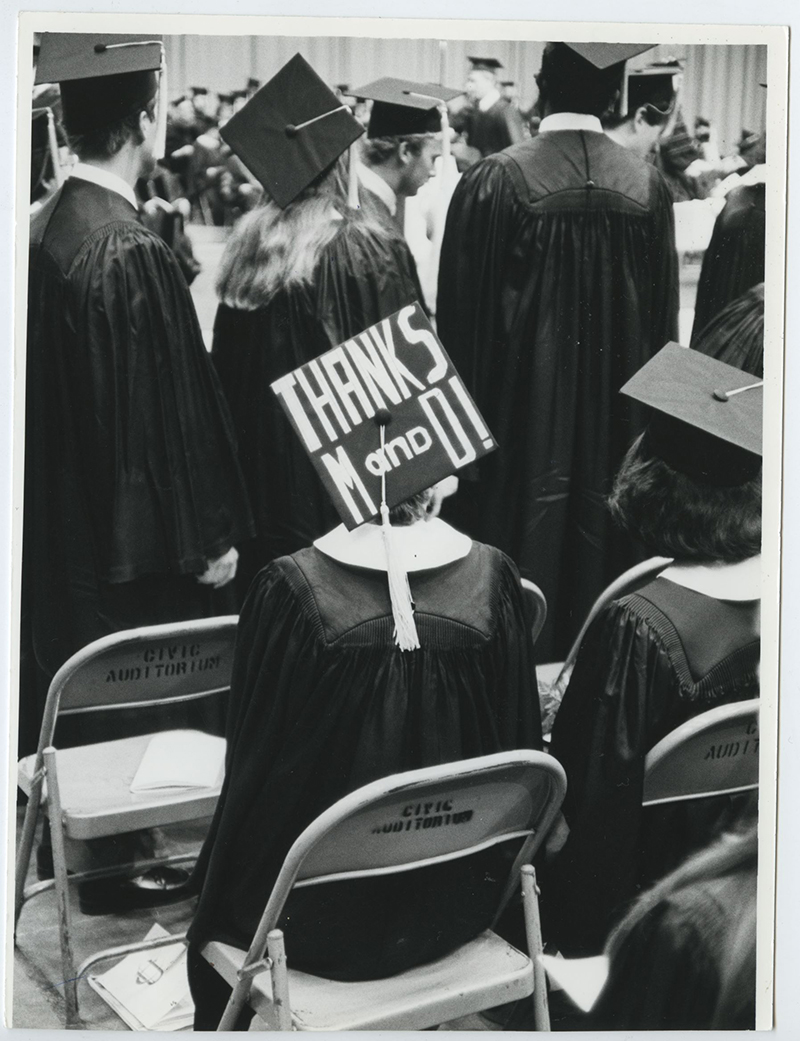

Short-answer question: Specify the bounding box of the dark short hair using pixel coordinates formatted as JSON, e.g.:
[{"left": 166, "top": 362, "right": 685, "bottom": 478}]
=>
[
  {"left": 361, "top": 133, "right": 432, "bottom": 167},
  {"left": 536, "top": 42, "right": 623, "bottom": 119},
  {"left": 604, "top": 103, "right": 672, "bottom": 131},
  {"left": 608, "top": 432, "right": 762, "bottom": 564},
  {"left": 67, "top": 97, "right": 157, "bottom": 162}
]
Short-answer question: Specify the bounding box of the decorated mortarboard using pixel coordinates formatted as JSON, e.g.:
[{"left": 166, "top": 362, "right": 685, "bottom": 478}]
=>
[
  {"left": 620, "top": 343, "right": 763, "bottom": 486},
  {"left": 562, "top": 42, "right": 654, "bottom": 71},
  {"left": 272, "top": 301, "right": 497, "bottom": 648},
  {"left": 220, "top": 53, "right": 364, "bottom": 208},
  {"left": 351, "top": 77, "right": 461, "bottom": 138},
  {"left": 467, "top": 56, "right": 503, "bottom": 72},
  {"left": 35, "top": 33, "right": 167, "bottom": 154}
]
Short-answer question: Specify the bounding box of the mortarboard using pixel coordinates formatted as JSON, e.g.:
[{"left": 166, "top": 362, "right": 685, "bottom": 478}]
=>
[
  {"left": 352, "top": 77, "right": 461, "bottom": 138},
  {"left": 220, "top": 53, "right": 364, "bottom": 208},
  {"left": 561, "top": 43, "right": 654, "bottom": 71},
  {"left": 189, "top": 86, "right": 208, "bottom": 97},
  {"left": 272, "top": 302, "right": 497, "bottom": 649},
  {"left": 624, "top": 67, "right": 677, "bottom": 117},
  {"left": 35, "top": 33, "right": 167, "bottom": 155},
  {"left": 620, "top": 343, "right": 762, "bottom": 486},
  {"left": 247, "top": 77, "right": 261, "bottom": 91},
  {"left": 467, "top": 56, "right": 503, "bottom": 72},
  {"left": 501, "top": 80, "right": 516, "bottom": 87}
]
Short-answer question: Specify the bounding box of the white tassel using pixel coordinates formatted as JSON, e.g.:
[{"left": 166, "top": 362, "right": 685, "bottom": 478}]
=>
[
  {"left": 381, "top": 503, "right": 420, "bottom": 651},
  {"left": 376, "top": 415, "right": 419, "bottom": 651}
]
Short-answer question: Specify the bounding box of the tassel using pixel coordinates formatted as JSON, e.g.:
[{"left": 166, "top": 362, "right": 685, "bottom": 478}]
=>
[
  {"left": 381, "top": 503, "right": 420, "bottom": 651},
  {"left": 375, "top": 410, "right": 419, "bottom": 651},
  {"left": 347, "top": 139, "right": 360, "bottom": 209}
]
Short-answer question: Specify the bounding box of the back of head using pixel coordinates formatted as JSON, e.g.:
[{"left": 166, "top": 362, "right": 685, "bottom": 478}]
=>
[{"left": 536, "top": 43, "right": 623, "bottom": 119}]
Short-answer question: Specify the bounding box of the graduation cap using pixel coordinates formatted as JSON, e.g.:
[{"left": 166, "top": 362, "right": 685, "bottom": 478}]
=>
[
  {"left": 561, "top": 43, "right": 654, "bottom": 71},
  {"left": 620, "top": 343, "right": 763, "bottom": 486},
  {"left": 352, "top": 77, "right": 462, "bottom": 138},
  {"left": 35, "top": 33, "right": 168, "bottom": 158},
  {"left": 271, "top": 302, "right": 497, "bottom": 649},
  {"left": 247, "top": 77, "right": 261, "bottom": 92},
  {"left": 189, "top": 86, "right": 208, "bottom": 97},
  {"left": 467, "top": 57, "right": 503, "bottom": 72},
  {"left": 220, "top": 53, "right": 364, "bottom": 208},
  {"left": 624, "top": 67, "right": 677, "bottom": 117}
]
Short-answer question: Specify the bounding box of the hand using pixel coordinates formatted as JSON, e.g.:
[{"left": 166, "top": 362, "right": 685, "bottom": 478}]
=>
[{"left": 196, "top": 547, "right": 238, "bottom": 588}]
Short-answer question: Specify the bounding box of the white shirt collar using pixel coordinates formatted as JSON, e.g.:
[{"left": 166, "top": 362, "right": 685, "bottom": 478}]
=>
[
  {"left": 478, "top": 88, "right": 501, "bottom": 113},
  {"left": 70, "top": 162, "right": 138, "bottom": 211},
  {"left": 539, "top": 113, "right": 604, "bottom": 135},
  {"left": 314, "top": 517, "right": 472, "bottom": 573},
  {"left": 660, "top": 555, "right": 761, "bottom": 601},
  {"left": 358, "top": 162, "right": 397, "bottom": 217}
]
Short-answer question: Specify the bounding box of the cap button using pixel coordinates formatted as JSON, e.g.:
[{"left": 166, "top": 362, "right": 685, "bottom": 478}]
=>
[
  {"left": 712, "top": 389, "right": 730, "bottom": 402},
  {"left": 585, "top": 179, "right": 596, "bottom": 189}
]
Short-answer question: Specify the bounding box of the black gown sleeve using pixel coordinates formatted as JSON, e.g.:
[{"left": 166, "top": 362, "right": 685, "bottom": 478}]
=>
[
  {"left": 70, "top": 225, "right": 253, "bottom": 583},
  {"left": 649, "top": 171, "right": 681, "bottom": 345},
  {"left": 437, "top": 158, "right": 518, "bottom": 396},
  {"left": 543, "top": 600, "right": 678, "bottom": 954}
]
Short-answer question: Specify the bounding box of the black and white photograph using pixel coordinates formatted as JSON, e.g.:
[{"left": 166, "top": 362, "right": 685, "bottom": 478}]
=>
[{"left": 4, "top": 10, "right": 792, "bottom": 1033}]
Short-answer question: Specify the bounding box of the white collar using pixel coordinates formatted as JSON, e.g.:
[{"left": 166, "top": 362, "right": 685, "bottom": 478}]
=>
[
  {"left": 539, "top": 113, "right": 604, "bottom": 135},
  {"left": 478, "top": 88, "right": 502, "bottom": 113},
  {"left": 660, "top": 555, "right": 761, "bottom": 601},
  {"left": 70, "top": 163, "right": 138, "bottom": 211},
  {"left": 358, "top": 162, "right": 397, "bottom": 217},
  {"left": 314, "top": 517, "right": 472, "bottom": 573}
]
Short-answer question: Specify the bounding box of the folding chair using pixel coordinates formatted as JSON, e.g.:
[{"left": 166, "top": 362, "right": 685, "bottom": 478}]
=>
[
  {"left": 643, "top": 698, "right": 760, "bottom": 806},
  {"left": 15, "top": 615, "right": 238, "bottom": 1027},
  {"left": 537, "top": 557, "right": 673, "bottom": 692},
  {"left": 202, "top": 750, "right": 567, "bottom": 1031},
  {"left": 521, "top": 578, "right": 548, "bottom": 647},
  {"left": 541, "top": 698, "right": 760, "bottom": 1014}
]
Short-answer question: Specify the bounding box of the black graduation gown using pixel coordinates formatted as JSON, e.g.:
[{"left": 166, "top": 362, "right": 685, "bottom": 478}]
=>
[
  {"left": 692, "top": 181, "right": 766, "bottom": 339},
  {"left": 437, "top": 131, "right": 679, "bottom": 659},
  {"left": 211, "top": 214, "right": 422, "bottom": 597},
  {"left": 461, "top": 98, "right": 526, "bottom": 157},
  {"left": 21, "top": 178, "right": 254, "bottom": 752},
  {"left": 691, "top": 282, "right": 764, "bottom": 377},
  {"left": 187, "top": 541, "right": 542, "bottom": 982},
  {"left": 589, "top": 867, "right": 756, "bottom": 1030},
  {"left": 542, "top": 577, "right": 759, "bottom": 956}
]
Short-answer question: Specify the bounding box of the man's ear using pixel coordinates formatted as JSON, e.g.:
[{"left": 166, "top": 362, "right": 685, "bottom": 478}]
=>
[
  {"left": 634, "top": 106, "right": 649, "bottom": 130},
  {"left": 138, "top": 109, "right": 152, "bottom": 138},
  {"left": 397, "top": 140, "right": 411, "bottom": 165}
]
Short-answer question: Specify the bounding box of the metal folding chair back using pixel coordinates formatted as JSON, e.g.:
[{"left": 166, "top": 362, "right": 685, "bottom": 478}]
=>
[
  {"left": 209, "top": 750, "right": 566, "bottom": 1031},
  {"left": 539, "top": 556, "right": 673, "bottom": 692},
  {"left": 643, "top": 699, "right": 760, "bottom": 807},
  {"left": 14, "top": 615, "right": 238, "bottom": 1027},
  {"left": 520, "top": 578, "right": 548, "bottom": 648}
]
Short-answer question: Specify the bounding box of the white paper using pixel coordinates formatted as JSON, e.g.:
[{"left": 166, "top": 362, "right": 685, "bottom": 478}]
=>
[
  {"left": 130, "top": 729, "right": 225, "bottom": 793},
  {"left": 539, "top": 953, "right": 610, "bottom": 1013}
]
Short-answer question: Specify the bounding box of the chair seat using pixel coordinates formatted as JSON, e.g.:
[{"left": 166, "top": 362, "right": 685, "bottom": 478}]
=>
[
  {"left": 18, "top": 732, "right": 224, "bottom": 840},
  {"left": 204, "top": 930, "right": 533, "bottom": 1031}
]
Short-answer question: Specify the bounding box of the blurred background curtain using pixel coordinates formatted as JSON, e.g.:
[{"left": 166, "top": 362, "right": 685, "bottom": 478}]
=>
[{"left": 164, "top": 36, "right": 767, "bottom": 157}]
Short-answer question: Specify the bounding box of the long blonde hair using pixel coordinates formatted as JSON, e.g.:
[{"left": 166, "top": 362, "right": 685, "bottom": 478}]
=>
[{"left": 216, "top": 155, "right": 349, "bottom": 311}]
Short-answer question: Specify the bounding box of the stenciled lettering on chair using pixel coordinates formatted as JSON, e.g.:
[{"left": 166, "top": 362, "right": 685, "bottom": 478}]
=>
[{"left": 371, "top": 800, "right": 476, "bottom": 836}]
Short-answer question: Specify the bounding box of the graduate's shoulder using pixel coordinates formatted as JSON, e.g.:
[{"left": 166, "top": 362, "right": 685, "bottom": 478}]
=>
[{"left": 497, "top": 132, "right": 670, "bottom": 211}]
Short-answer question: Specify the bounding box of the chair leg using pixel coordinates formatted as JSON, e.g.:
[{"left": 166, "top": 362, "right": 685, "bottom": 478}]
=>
[
  {"left": 44, "top": 747, "right": 81, "bottom": 1029},
  {"left": 15, "top": 752, "right": 46, "bottom": 928},
  {"left": 267, "top": 930, "right": 291, "bottom": 1031},
  {"left": 521, "top": 864, "right": 550, "bottom": 1031}
]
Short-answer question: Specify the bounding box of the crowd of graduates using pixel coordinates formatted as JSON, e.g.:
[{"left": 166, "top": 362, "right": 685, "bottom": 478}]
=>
[{"left": 22, "top": 33, "right": 768, "bottom": 1031}]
